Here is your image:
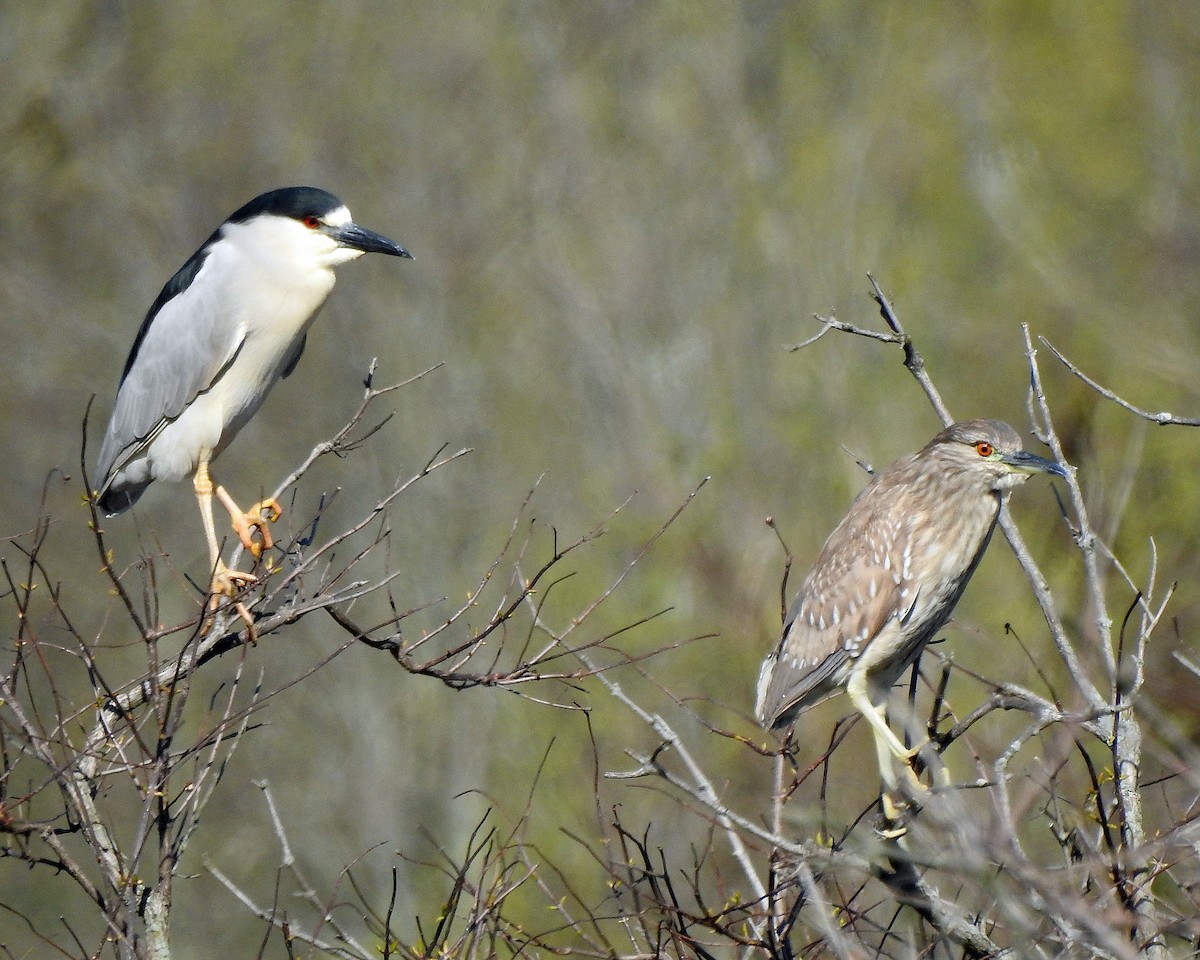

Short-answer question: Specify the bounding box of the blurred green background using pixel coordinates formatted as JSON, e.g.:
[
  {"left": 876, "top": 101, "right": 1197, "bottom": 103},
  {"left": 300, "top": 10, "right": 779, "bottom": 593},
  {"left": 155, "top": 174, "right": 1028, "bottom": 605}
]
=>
[{"left": 3, "top": 2, "right": 1200, "bottom": 955}]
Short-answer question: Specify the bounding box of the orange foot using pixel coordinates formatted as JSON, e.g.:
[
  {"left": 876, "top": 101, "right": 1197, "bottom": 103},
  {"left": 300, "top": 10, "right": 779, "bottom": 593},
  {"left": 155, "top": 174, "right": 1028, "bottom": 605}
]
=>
[
  {"left": 220, "top": 492, "right": 283, "bottom": 559},
  {"left": 203, "top": 561, "right": 260, "bottom": 643}
]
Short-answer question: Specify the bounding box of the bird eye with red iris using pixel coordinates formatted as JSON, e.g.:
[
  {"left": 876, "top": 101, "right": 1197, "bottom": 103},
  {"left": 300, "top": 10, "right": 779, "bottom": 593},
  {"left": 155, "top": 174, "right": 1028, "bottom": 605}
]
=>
[
  {"left": 975, "top": 441, "right": 993, "bottom": 457},
  {"left": 301, "top": 215, "right": 321, "bottom": 229}
]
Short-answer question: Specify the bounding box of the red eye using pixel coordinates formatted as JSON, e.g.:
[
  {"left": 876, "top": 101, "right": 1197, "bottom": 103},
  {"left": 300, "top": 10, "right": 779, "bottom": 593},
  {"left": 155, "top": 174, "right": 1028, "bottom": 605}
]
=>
[
  {"left": 975, "top": 441, "right": 993, "bottom": 457},
  {"left": 301, "top": 215, "right": 321, "bottom": 229}
]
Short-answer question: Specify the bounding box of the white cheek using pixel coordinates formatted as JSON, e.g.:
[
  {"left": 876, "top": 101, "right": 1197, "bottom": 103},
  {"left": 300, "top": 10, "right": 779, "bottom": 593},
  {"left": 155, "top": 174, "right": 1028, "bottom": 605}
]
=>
[
  {"left": 325, "top": 245, "right": 366, "bottom": 266},
  {"left": 994, "top": 472, "right": 1028, "bottom": 491}
]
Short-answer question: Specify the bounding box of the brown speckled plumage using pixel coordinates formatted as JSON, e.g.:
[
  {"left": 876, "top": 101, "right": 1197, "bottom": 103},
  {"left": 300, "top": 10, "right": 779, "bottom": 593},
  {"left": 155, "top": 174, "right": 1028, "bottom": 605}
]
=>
[{"left": 755, "top": 419, "right": 1065, "bottom": 775}]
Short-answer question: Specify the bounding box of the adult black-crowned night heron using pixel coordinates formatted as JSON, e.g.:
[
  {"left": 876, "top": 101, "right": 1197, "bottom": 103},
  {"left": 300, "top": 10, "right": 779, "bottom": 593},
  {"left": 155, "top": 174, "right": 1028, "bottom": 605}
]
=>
[
  {"left": 94, "top": 186, "right": 411, "bottom": 607},
  {"left": 755, "top": 419, "right": 1065, "bottom": 789}
]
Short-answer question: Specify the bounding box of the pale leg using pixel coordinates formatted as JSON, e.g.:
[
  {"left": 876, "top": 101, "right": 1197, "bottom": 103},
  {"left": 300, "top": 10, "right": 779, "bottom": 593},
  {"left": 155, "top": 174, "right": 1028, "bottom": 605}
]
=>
[
  {"left": 847, "top": 668, "right": 927, "bottom": 830},
  {"left": 193, "top": 457, "right": 258, "bottom": 639}
]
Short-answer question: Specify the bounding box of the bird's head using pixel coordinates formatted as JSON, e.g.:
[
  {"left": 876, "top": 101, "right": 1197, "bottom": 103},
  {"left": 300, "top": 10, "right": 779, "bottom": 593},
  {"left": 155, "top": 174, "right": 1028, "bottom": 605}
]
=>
[
  {"left": 220, "top": 186, "right": 413, "bottom": 273},
  {"left": 928, "top": 419, "right": 1067, "bottom": 493}
]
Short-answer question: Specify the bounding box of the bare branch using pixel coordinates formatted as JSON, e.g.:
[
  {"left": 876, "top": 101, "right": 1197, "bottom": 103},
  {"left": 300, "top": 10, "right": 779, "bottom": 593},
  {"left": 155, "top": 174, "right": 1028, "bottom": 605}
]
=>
[{"left": 1040, "top": 339, "right": 1200, "bottom": 427}]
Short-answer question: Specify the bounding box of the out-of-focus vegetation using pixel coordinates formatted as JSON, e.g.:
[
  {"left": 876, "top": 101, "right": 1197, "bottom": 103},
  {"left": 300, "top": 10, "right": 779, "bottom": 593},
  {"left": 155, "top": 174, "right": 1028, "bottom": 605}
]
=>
[{"left": 3, "top": 3, "right": 1200, "bottom": 957}]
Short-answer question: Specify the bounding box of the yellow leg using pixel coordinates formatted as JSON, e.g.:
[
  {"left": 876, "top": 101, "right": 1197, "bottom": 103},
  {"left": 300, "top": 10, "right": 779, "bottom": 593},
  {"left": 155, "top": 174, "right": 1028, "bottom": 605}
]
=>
[
  {"left": 847, "top": 670, "right": 924, "bottom": 772},
  {"left": 193, "top": 458, "right": 222, "bottom": 573},
  {"left": 847, "top": 669, "right": 931, "bottom": 837},
  {"left": 193, "top": 458, "right": 258, "bottom": 641}
]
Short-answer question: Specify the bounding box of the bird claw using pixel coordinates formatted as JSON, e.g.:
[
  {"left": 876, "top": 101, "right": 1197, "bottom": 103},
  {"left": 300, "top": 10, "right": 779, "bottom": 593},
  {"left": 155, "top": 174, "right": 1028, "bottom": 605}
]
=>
[
  {"left": 210, "top": 561, "right": 258, "bottom": 597},
  {"left": 232, "top": 498, "right": 282, "bottom": 558},
  {"left": 899, "top": 759, "right": 930, "bottom": 793},
  {"left": 887, "top": 735, "right": 927, "bottom": 764},
  {"left": 898, "top": 739, "right": 952, "bottom": 791},
  {"left": 877, "top": 750, "right": 954, "bottom": 839},
  {"left": 877, "top": 788, "right": 918, "bottom": 839},
  {"left": 203, "top": 562, "right": 260, "bottom": 644}
]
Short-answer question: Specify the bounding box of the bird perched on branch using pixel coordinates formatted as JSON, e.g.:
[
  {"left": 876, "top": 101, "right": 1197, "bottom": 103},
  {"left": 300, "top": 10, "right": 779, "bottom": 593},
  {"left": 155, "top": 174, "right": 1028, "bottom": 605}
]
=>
[
  {"left": 94, "top": 186, "right": 411, "bottom": 620},
  {"left": 755, "top": 419, "right": 1065, "bottom": 790}
]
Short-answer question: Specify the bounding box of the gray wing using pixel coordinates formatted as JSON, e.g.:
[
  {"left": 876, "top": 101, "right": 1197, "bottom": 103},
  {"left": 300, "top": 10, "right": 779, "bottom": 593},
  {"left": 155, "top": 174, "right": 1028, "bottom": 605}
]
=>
[
  {"left": 756, "top": 486, "right": 914, "bottom": 729},
  {"left": 94, "top": 250, "right": 244, "bottom": 497}
]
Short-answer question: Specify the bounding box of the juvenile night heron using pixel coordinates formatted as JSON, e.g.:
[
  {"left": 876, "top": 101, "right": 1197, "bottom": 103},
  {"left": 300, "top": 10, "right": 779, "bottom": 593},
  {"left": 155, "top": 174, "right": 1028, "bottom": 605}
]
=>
[
  {"left": 755, "top": 419, "right": 1065, "bottom": 789},
  {"left": 94, "top": 186, "right": 411, "bottom": 609}
]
